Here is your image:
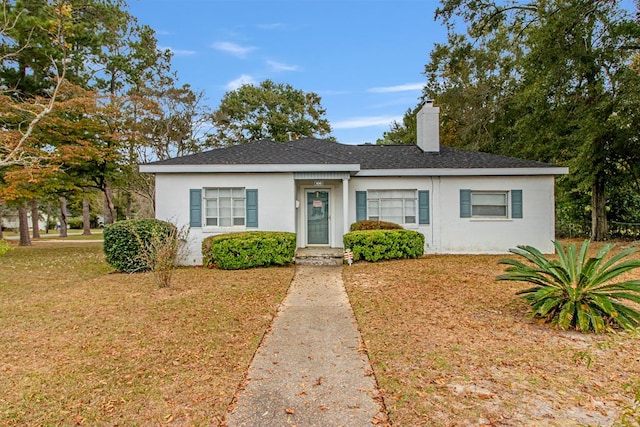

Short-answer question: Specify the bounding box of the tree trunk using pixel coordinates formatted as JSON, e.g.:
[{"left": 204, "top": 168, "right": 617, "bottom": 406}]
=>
[
  {"left": 591, "top": 171, "right": 607, "bottom": 241},
  {"left": 31, "top": 199, "right": 40, "bottom": 239},
  {"left": 45, "top": 203, "right": 51, "bottom": 234},
  {"left": 59, "top": 197, "right": 68, "bottom": 238},
  {"left": 0, "top": 202, "right": 4, "bottom": 240},
  {"left": 103, "top": 184, "right": 116, "bottom": 225},
  {"left": 82, "top": 198, "right": 91, "bottom": 235},
  {"left": 125, "top": 191, "right": 133, "bottom": 219},
  {"left": 18, "top": 204, "right": 31, "bottom": 246}
]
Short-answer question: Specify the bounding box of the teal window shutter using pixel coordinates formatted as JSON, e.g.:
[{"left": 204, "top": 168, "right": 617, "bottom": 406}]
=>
[
  {"left": 189, "top": 189, "right": 202, "bottom": 227},
  {"left": 460, "top": 189, "right": 471, "bottom": 218},
  {"left": 418, "top": 190, "right": 430, "bottom": 224},
  {"left": 356, "top": 191, "right": 367, "bottom": 221},
  {"left": 246, "top": 189, "right": 258, "bottom": 227},
  {"left": 511, "top": 189, "right": 523, "bottom": 219}
]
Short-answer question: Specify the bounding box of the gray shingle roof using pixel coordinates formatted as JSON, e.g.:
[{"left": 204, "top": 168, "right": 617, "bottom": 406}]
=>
[{"left": 145, "top": 137, "right": 559, "bottom": 170}]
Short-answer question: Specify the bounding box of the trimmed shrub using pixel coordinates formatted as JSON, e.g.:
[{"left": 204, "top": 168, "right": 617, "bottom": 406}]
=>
[
  {"left": 67, "top": 217, "right": 84, "bottom": 230},
  {"left": 202, "top": 231, "right": 296, "bottom": 270},
  {"left": 350, "top": 220, "right": 403, "bottom": 231},
  {"left": 103, "top": 219, "right": 176, "bottom": 273},
  {"left": 343, "top": 229, "right": 424, "bottom": 262}
]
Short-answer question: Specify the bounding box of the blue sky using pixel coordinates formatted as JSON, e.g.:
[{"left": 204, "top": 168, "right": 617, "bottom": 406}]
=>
[{"left": 128, "top": 0, "right": 447, "bottom": 145}]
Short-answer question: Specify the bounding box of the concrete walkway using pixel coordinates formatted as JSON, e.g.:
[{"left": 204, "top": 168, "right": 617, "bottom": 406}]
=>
[{"left": 226, "top": 265, "right": 386, "bottom": 427}]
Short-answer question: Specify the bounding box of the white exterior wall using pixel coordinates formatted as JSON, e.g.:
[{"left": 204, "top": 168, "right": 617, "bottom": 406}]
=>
[
  {"left": 350, "top": 175, "right": 556, "bottom": 254},
  {"left": 154, "top": 173, "right": 296, "bottom": 265},
  {"left": 436, "top": 175, "right": 555, "bottom": 253},
  {"left": 154, "top": 171, "right": 558, "bottom": 264},
  {"left": 349, "top": 176, "right": 433, "bottom": 246}
]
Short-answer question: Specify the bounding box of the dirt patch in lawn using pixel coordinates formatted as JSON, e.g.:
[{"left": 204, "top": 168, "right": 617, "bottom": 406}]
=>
[
  {"left": 343, "top": 242, "right": 640, "bottom": 427},
  {"left": 0, "top": 242, "right": 294, "bottom": 426}
]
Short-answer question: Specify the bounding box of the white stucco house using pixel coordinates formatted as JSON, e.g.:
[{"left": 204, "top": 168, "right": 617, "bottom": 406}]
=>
[{"left": 140, "top": 102, "right": 568, "bottom": 265}]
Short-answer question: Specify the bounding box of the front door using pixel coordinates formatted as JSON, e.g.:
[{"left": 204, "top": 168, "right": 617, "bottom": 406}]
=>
[{"left": 307, "top": 190, "right": 329, "bottom": 245}]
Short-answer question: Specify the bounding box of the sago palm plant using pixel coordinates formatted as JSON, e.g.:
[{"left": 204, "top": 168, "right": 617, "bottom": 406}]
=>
[{"left": 498, "top": 240, "right": 640, "bottom": 333}]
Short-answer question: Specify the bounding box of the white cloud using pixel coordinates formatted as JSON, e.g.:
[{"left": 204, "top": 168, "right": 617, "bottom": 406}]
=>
[
  {"left": 212, "top": 41, "right": 256, "bottom": 58},
  {"left": 332, "top": 115, "right": 402, "bottom": 129},
  {"left": 267, "top": 59, "right": 299, "bottom": 72},
  {"left": 159, "top": 46, "right": 197, "bottom": 56},
  {"left": 367, "top": 83, "right": 424, "bottom": 93},
  {"left": 225, "top": 74, "right": 257, "bottom": 90}
]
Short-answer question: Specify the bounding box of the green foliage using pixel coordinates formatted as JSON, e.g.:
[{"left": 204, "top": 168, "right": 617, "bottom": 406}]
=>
[
  {"left": 343, "top": 230, "right": 424, "bottom": 263},
  {"left": 0, "top": 239, "right": 13, "bottom": 255},
  {"left": 67, "top": 217, "right": 84, "bottom": 230},
  {"left": 376, "top": 106, "right": 419, "bottom": 145},
  {"left": 498, "top": 240, "right": 640, "bottom": 333},
  {"left": 423, "top": 0, "right": 640, "bottom": 240},
  {"left": 202, "top": 231, "right": 296, "bottom": 270},
  {"left": 350, "top": 220, "right": 403, "bottom": 231},
  {"left": 103, "top": 219, "right": 176, "bottom": 273},
  {"left": 208, "top": 80, "right": 332, "bottom": 147}
]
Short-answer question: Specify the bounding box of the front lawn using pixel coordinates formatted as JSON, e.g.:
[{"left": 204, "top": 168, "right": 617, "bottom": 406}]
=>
[
  {"left": 0, "top": 242, "right": 294, "bottom": 426},
  {"left": 344, "top": 242, "right": 640, "bottom": 426}
]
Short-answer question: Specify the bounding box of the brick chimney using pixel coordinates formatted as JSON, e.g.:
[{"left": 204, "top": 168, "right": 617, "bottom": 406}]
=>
[{"left": 416, "top": 101, "right": 440, "bottom": 153}]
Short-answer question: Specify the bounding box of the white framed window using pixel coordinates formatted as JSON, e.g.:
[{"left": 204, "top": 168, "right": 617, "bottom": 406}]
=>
[
  {"left": 471, "top": 191, "right": 508, "bottom": 217},
  {"left": 367, "top": 190, "right": 417, "bottom": 224},
  {"left": 204, "top": 188, "right": 245, "bottom": 227}
]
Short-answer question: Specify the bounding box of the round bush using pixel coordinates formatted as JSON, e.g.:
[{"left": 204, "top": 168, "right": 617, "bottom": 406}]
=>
[
  {"left": 103, "top": 219, "right": 175, "bottom": 273},
  {"left": 350, "top": 220, "right": 403, "bottom": 231}
]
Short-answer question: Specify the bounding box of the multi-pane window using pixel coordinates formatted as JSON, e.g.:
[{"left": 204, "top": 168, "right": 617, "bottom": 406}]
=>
[
  {"left": 204, "top": 188, "right": 245, "bottom": 227},
  {"left": 367, "top": 190, "right": 417, "bottom": 224},
  {"left": 471, "top": 192, "right": 508, "bottom": 217}
]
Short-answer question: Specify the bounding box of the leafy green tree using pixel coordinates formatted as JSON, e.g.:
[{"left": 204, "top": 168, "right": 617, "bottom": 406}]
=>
[
  {"left": 0, "top": 0, "right": 72, "bottom": 167},
  {"left": 422, "top": 0, "right": 640, "bottom": 240},
  {"left": 376, "top": 107, "right": 418, "bottom": 145},
  {"left": 209, "top": 80, "right": 332, "bottom": 146}
]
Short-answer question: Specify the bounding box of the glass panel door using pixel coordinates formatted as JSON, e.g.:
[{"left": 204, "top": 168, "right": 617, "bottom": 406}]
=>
[{"left": 307, "top": 190, "right": 329, "bottom": 245}]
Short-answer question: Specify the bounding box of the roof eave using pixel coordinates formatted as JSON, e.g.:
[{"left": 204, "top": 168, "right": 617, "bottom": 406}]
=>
[
  {"left": 355, "top": 167, "right": 569, "bottom": 176},
  {"left": 139, "top": 163, "right": 362, "bottom": 174}
]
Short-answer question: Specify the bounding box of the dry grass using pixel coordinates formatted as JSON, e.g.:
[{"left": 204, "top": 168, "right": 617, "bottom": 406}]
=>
[
  {"left": 344, "top": 240, "right": 640, "bottom": 427},
  {"left": 0, "top": 242, "right": 294, "bottom": 426},
  {"left": 3, "top": 238, "right": 640, "bottom": 426}
]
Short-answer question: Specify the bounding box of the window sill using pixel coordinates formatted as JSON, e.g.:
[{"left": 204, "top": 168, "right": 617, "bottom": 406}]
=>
[
  {"left": 202, "top": 226, "right": 247, "bottom": 233},
  {"left": 468, "top": 218, "right": 514, "bottom": 222}
]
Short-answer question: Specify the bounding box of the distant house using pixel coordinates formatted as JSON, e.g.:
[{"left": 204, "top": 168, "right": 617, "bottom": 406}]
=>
[{"left": 140, "top": 102, "right": 568, "bottom": 265}]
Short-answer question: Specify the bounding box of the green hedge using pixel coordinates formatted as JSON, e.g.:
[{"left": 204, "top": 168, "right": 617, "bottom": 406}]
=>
[
  {"left": 202, "top": 231, "right": 296, "bottom": 270},
  {"left": 343, "top": 229, "right": 424, "bottom": 262},
  {"left": 350, "top": 220, "right": 403, "bottom": 231},
  {"left": 103, "top": 219, "right": 176, "bottom": 273},
  {"left": 67, "top": 217, "right": 84, "bottom": 229}
]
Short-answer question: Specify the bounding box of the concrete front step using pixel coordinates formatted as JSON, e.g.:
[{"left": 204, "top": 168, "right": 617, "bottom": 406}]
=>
[{"left": 295, "top": 247, "right": 344, "bottom": 266}]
